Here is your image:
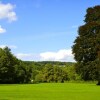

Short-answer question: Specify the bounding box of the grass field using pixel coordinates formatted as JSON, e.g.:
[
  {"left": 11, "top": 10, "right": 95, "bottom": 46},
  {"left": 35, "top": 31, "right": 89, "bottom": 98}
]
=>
[{"left": 0, "top": 83, "right": 100, "bottom": 100}]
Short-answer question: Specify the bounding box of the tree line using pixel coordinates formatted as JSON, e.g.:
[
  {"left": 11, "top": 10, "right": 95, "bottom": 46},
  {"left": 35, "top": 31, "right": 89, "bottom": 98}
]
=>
[
  {"left": 0, "top": 5, "right": 100, "bottom": 84},
  {"left": 0, "top": 47, "right": 79, "bottom": 83}
]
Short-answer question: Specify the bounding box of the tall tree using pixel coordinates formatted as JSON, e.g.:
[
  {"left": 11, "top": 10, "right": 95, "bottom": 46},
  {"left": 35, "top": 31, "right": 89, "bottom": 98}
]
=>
[
  {"left": 72, "top": 6, "right": 100, "bottom": 83},
  {"left": 0, "top": 47, "right": 32, "bottom": 83},
  {"left": 0, "top": 47, "right": 19, "bottom": 83}
]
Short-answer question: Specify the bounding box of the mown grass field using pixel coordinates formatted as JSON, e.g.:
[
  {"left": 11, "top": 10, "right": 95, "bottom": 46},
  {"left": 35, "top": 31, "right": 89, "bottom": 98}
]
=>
[{"left": 0, "top": 83, "right": 100, "bottom": 100}]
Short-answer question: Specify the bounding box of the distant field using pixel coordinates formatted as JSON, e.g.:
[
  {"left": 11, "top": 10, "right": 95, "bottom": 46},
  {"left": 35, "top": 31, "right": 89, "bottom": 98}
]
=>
[{"left": 0, "top": 83, "right": 100, "bottom": 100}]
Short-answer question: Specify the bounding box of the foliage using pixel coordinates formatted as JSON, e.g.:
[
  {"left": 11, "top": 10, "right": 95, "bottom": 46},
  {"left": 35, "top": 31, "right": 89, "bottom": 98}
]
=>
[
  {"left": 24, "top": 61, "right": 76, "bottom": 83},
  {"left": 63, "top": 65, "right": 81, "bottom": 81},
  {"left": 34, "top": 64, "right": 68, "bottom": 83},
  {"left": 72, "top": 5, "right": 100, "bottom": 81},
  {"left": 0, "top": 47, "right": 77, "bottom": 84},
  {"left": 0, "top": 47, "right": 32, "bottom": 83}
]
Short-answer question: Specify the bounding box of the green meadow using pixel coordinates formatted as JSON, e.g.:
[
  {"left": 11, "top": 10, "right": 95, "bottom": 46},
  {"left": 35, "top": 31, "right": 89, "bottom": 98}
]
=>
[{"left": 0, "top": 83, "right": 100, "bottom": 100}]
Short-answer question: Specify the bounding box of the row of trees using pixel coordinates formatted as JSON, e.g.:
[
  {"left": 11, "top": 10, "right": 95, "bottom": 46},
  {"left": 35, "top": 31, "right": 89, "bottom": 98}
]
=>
[
  {"left": 27, "top": 63, "right": 81, "bottom": 83},
  {"left": 0, "top": 5, "right": 100, "bottom": 84},
  {"left": 0, "top": 47, "right": 79, "bottom": 83}
]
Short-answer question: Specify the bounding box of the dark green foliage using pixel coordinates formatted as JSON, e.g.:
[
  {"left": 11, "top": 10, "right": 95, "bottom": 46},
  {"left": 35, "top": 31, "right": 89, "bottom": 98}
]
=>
[
  {"left": 24, "top": 61, "right": 76, "bottom": 83},
  {"left": 72, "top": 5, "right": 100, "bottom": 81},
  {"left": 0, "top": 47, "right": 32, "bottom": 83},
  {"left": 0, "top": 47, "right": 76, "bottom": 84},
  {"left": 0, "top": 47, "right": 18, "bottom": 83}
]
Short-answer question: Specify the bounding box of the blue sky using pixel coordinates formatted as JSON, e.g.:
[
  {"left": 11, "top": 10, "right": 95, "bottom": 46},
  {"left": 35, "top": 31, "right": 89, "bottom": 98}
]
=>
[{"left": 0, "top": 0, "right": 99, "bottom": 61}]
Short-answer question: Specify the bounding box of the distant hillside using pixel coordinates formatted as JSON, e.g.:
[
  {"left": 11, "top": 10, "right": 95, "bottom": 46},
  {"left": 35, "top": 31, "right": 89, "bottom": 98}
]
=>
[{"left": 23, "top": 61, "right": 75, "bottom": 70}]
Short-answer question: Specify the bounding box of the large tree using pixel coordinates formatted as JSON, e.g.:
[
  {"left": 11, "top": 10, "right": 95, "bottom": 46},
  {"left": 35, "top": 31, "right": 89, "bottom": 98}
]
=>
[
  {"left": 72, "top": 6, "right": 100, "bottom": 83},
  {"left": 0, "top": 47, "right": 32, "bottom": 83}
]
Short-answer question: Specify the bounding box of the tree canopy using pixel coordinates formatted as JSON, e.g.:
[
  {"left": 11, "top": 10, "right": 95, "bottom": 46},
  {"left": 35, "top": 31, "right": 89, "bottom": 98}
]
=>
[
  {"left": 72, "top": 5, "right": 100, "bottom": 82},
  {"left": 0, "top": 47, "right": 32, "bottom": 83},
  {"left": 0, "top": 47, "right": 76, "bottom": 83}
]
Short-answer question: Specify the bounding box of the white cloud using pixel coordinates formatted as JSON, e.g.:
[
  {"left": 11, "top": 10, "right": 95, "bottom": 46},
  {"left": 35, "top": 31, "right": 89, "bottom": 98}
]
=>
[
  {"left": 0, "top": 45, "right": 17, "bottom": 49},
  {"left": 0, "top": 3, "right": 17, "bottom": 22},
  {"left": 16, "top": 49, "right": 75, "bottom": 62},
  {"left": 0, "top": 25, "right": 6, "bottom": 33},
  {"left": 40, "top": 49, "right": 75, "bottom": 62},
  {"left": 16, "top": 53, "right": 35, "bottom": 61}
]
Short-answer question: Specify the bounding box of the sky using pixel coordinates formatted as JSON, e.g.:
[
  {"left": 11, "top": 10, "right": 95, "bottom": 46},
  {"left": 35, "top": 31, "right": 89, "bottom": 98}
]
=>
[{"left": 0, "top": 0, "right": 99, "bottom": 62}]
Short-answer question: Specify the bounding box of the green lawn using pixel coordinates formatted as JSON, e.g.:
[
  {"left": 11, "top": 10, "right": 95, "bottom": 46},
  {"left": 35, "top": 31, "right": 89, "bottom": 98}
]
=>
[{"left": 0, "top": 83, "right": 100, "bottom": 100}]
